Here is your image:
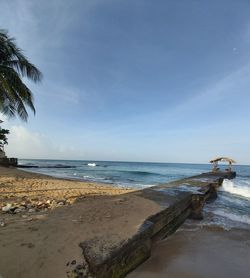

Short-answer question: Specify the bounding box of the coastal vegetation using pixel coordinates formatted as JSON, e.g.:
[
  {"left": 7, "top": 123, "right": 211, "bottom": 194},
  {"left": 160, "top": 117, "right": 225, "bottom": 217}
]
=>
[
  {"left": 0, "top": 29, "right": 42, "bottom": 121},
  {"left": 0, "top": 127, "right": 9, "bottom": 151}
]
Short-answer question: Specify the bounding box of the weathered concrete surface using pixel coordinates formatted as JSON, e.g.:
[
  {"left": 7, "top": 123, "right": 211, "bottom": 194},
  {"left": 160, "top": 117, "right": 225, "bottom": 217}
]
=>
[
  {"left": 79, "top": 171, "right": 236, "bottom": 278},
  {"left": 80, "top": 220, "right": 154, "bottom": 278}
]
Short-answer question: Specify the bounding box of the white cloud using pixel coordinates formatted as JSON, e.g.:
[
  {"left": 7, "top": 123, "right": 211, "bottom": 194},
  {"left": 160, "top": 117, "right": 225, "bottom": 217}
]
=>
[
  {"left": 5, "top": 126, "right": 51, "bottom": 158},
  {"left": 4, "top": 125, "right": 80, "bottom": 159}
]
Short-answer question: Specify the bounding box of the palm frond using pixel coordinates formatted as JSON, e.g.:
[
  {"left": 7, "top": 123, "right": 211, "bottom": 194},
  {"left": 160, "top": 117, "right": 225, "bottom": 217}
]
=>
[
  {"left": 3, "top": 59, "right": 42, "bottom": 82},
  {"left": 0, "top": 29, "right": 42, "bottom": 121}
]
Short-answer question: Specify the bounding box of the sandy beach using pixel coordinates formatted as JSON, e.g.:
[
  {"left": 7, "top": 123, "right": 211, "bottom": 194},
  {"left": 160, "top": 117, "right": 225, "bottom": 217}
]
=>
[
  {"left": 0, "top": 167, "right": 160, "bottom": 278},
  {"left": 0, "top": 166, "right": 135, "bottom": 207},
  {"left": 1, "top": 2, "right": 250, "bottom": 277},
  {"left": 0, "top": 166, "right": 249, "bottom": 278}
]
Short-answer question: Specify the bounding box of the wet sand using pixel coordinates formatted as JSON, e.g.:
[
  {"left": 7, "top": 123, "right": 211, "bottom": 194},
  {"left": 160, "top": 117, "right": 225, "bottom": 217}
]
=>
[{"left": 128, "top": 224, "right": 250, "bottom": 278}]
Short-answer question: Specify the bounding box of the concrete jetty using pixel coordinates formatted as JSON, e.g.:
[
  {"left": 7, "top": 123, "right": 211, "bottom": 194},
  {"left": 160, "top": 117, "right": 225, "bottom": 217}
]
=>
[{"left": 78, "top": 170, "right": 236, "bottom": 278}]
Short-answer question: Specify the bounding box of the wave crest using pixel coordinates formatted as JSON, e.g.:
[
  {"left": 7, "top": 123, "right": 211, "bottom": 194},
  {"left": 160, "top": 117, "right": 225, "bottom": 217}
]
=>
[
  {"left": 221, "top": 179, "right": 250, "bottom": 198},
  {"left": 213, "top": 209, "right": 250, "bottom": 225}
]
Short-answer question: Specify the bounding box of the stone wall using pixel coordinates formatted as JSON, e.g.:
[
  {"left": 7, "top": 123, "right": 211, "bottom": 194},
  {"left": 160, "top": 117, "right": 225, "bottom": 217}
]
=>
[
  {"left": 77, "top": 171, "right": 236, "bottom": 278},
  {"left": 0, "top": 157, "right": 18, "bottom": 167}
]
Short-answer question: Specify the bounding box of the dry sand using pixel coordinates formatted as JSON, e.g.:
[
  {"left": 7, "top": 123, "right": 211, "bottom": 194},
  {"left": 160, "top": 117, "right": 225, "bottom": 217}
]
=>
[
  {"left": 0, "top": 166, "right": 135, "bottom": 206},
  {"left": 0, "top": 167, "right": 161, "bottom": 278}
]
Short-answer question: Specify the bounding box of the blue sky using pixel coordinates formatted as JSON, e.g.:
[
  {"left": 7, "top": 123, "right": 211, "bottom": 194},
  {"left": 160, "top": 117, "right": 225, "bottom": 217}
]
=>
[{"left": 1, "top": 0, "right": 250, "bottom": 164}]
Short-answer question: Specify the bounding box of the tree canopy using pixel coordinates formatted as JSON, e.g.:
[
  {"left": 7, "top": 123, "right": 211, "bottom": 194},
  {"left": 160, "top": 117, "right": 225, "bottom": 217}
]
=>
[
  {"left": 0, "top": 29, "right": 42, "bottom": 121},
  {"left": 0, "top": 128, "right": 9, "bottom": 150}
]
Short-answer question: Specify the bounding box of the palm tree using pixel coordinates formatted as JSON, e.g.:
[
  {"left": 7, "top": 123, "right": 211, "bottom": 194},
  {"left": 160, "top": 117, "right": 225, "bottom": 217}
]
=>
[{"left": 0, "top": 29, "right": 42, "bottom": 121}]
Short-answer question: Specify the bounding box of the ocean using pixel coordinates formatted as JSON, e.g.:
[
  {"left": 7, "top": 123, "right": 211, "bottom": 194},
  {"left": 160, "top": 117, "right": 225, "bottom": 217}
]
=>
[{"left": 18, "top": 159, "right": 250, "bottom": 230}]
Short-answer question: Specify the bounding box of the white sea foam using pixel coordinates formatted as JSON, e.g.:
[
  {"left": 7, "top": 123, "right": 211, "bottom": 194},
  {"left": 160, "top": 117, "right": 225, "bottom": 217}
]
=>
[
  {"left": 219, "top": 194, "right": 249, "bottom": 207},
  {"left": 221, "top": 179, "right": 250, "bottom": 198},
  {"left": 213, "top": 209, "right": 250, "bottom": 225},
  {"left": 87, "top": 163, "right": 96, "bottom": 167},
  {"left": 116, "top": 182, "right": 155, "bottom": 189}
]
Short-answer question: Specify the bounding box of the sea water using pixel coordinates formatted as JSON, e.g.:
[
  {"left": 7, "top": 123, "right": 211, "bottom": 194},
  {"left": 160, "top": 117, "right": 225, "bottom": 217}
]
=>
[{"left": 18, "top": 159, "right": 250, "bottom": 229}]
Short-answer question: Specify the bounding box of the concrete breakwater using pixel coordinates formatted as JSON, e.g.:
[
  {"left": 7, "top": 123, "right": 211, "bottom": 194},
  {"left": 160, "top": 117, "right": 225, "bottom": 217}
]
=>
[{"left": 77, "top": 171, "right": 236, "bottom": 278}]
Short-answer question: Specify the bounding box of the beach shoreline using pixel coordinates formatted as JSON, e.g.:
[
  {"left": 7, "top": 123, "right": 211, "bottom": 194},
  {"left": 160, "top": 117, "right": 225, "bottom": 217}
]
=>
[
  {"left": 0, "top": 166, "right": 249, "bottom": 278},
  {"left": 0, "top": 166, "right": 135, "bottom": 209}
]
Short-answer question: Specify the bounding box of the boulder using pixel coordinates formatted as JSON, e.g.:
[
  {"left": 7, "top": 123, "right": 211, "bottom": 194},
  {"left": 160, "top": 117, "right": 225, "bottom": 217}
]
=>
[{"left": 2, "top": 203, "right": 12, "bottom": 213}]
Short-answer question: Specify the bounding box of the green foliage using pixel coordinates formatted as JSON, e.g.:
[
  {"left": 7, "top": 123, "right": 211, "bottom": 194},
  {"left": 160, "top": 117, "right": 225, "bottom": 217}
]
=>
[
  {"left": 0, "top": 128, "right": 9, "bottom": 149},
  {"left": 0, "top": 29, "right": 42, "bottom": 121}
]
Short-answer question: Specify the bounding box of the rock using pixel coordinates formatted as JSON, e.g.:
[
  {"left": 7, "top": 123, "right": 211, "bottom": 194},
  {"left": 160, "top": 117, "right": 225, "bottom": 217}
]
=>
[
  {"left": 14, "top": 208, "right": 22, "bottom": 213},
  {"left": 0, "top": 220, "right": 5, "bottom": 227},
  {"left": 20, "top": 205, "right": 27, "bottom": 210},
  {"left": 46, "top": 200, "right": 51, "bottom": 204},
  {"left": 71, "top": 263, "right": 90, "bottom": 277},
  {"left": 57, "top": 201, "right": 65, "bottom": 206},
  {"left": 28, "top": 208, "right": 36, "bottom": 213},
  {"left": 14, "top": 206, "right": 26, "bottom": 213},
  {"left": 2, "top": 203, "right": 12, "bottom": 212},
  {"left": 26, "top": 217, "right": 33, "bottom": 222},
  {"left": 50, "top": 200, "right": 57, "bottom": 208},
  {"left": 36, "top": 202, "right": 48, "bottom": 209}
]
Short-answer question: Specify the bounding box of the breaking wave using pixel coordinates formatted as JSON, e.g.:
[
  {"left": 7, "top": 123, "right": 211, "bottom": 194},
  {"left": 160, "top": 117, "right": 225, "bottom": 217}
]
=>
[
  {"left": 213, "top": 209, "right": 250, "bottom": 226},
  {"left": 221, "top": 179, "right": 250, "bottom": 199}
]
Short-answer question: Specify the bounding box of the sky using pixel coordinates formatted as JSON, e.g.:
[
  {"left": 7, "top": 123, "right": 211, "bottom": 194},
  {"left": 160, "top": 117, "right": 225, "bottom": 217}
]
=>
[{"left": 1, "top": 0, "right": 250, "bottom": 164}]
